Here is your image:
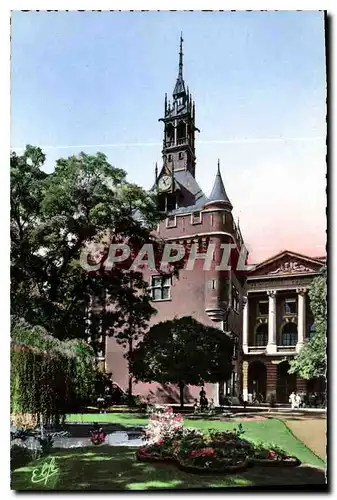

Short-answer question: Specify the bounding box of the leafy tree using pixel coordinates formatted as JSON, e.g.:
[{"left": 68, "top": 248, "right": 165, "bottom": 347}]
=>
[
  {"left": 289, "top": 267, "right": 327, "bottom": 379},
  {"left": 129, "top": 316, "right": 234, "bottom": 407},
  {"left": 11, "top": 146, "right": 166, "bottom": 348}
]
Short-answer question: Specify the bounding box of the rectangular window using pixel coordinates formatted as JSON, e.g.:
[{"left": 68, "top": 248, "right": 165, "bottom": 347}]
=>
[
  {"left": 178, "top": 152, "right": 183, "bottom": 160},
  {"left": 191, "top": 211, "right": 202, "bottom": 224},
  {"left": 284, "top": 299, "right": 297, "bottom": 314},
  {"left": 166, "top": 194, "right": 177, "bottom": 212},
  {"left": 168, "top": 154, "right": 172, "bottom": 162},
  {"left": 258, "top": 301, "right": 268, "bottom": 316},
  {"left": 150, "top": 276, "right": 171, "bottom": 301},
  {"left": 209, "top": 279, "right": 217, "bottom": 290},
  {"left": 166, "top": 215, "right": 177, "bottom": 228},
  {"left": 232, "top": 285, "right": 240, "bottom": 312}
]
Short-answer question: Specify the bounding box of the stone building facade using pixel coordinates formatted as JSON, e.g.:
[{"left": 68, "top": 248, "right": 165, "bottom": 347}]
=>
[
  {"left": 242, "top": 251, "right": 326, "bottom": 404},
  {"left": 104, "top": 37, "right": 325, "bottom": 405}
]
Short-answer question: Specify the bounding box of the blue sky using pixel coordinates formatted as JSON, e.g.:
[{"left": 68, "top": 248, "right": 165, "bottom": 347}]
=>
[{"left": 11, "top": 11, "right": 326, "bottom": 261}]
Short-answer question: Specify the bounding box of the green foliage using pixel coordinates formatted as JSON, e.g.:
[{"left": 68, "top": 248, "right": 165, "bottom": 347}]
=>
[
  {"left": 129, "top": 316, "right": 234, "bottom": 407},
  {"left": 11, "top": 318, "right": 96, "bottom": 422},
  {"left": 11, "top": 146, "right": 163, "bottom": 344},
  {"left": 289, "top": 267, "right": 327, "bottom": 379},
  {"left": 38, "top": 435, "right": 54, "bottom": 455},
  {"left": 11, "top": 443, "right": 40, "bottom": 471}
]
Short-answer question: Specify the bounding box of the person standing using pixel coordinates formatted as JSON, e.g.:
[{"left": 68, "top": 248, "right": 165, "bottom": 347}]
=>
[
  {"left": 289, "top": 391, "right": 296, "bottom": 409},
  {"left": 199, "top": 386, "right": 208, "bottom": 410},
  {"left": 104, "top": 384, "right": 112, "bottom": 410}
]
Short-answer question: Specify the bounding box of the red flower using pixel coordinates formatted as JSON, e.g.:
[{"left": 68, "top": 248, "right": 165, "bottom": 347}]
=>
[
  {"left": 190, "top": 447, "right": 215, "bottom": 458},
  {"left": 268, "top": 450, "right": 277, "bottom": 458}
]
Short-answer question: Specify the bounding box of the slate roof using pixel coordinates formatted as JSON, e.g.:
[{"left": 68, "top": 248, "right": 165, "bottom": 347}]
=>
[
  {"left": 206, "top": 163, "right": 232, "bottom": 208},
  {"left": 169, "top": 170, "right": 208, "bottom": 214},
  {"left": 173, "top": 75, "right": 186, "bottom": 98}
]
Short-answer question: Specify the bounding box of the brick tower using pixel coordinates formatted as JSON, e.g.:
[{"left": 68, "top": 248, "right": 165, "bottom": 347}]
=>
[{"left": 105, "top": 35, "right": 248, "bottom": 404}]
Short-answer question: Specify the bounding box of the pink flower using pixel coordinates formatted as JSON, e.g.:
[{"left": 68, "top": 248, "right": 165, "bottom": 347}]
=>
[
  {"left": 156, "top": 439, "right": 164, "bottom": 445},
  {"left": 268, "top": 450, "right": 277, "bottom": 458}
]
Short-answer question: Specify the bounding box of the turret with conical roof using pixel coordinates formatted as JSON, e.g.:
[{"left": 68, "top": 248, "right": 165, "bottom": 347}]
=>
[{"left": 204, "top": 160, "right": 233, "bottom": 210}]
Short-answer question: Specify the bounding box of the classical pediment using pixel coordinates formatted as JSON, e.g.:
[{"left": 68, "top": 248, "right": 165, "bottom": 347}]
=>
[{"left": 249, "top": 251, "right": 325, "bottom": 278}]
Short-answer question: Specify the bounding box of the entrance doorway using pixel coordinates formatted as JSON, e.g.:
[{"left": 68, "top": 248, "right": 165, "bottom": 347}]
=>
[
  {"left": 276, "top": 360, "right": 296, "bottom": 403},
  {"left": 248, "top": 361, "right": 267, "bottom": 402}
]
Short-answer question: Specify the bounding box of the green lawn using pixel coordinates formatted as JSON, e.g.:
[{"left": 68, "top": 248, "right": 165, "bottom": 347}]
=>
[
  {"left": 11, "top": 445, "right": 326, "bottom": 491},
  {"left": 11, "top": 414, "right": 326, "bottom": 491},
  {"left": 66, "top": 413, "right": 325, "bottom": 467}
]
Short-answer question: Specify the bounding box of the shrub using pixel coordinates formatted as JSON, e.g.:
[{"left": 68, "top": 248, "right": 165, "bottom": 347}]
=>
[
  {"left": 11, "top": 439, "right": 42, "bottom": 470},
  {"left": 144, "top": 406, "right": 183, "bottom": 444},
  {"left": 38, "top": 434, "right": 54, "bottom": 455},
  {"left": 11, "top": 317, "right": 96, "bottom": 425}
]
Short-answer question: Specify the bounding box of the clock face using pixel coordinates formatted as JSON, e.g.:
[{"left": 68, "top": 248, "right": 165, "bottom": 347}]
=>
[{"left": 158, "top": 175, "right": 172, "bottom": 191}]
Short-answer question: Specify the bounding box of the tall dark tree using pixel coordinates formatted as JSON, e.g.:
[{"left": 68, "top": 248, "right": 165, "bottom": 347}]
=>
[
  {"left": 10, "top": 146, "right": 166, "bottom": 347},
  {"left": 129, "top": 316, "right": 234, "bottom": 407}
]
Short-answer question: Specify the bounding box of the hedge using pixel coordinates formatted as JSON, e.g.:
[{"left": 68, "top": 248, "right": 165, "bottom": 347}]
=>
[{"left": 11, "top": 317, "right": 96, "bottom": 425}]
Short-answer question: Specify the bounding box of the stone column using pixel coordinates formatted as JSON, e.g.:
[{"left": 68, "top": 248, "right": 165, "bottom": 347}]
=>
[
  {"left": 296, "top": 288, "right": 307, "bottom": 352},
  {"left": 266, "top": 290, "right": 277, "bottom": 354},
  {"left": 242, "top": 296, "right": 248, "bottom": 354},
  {"left": 242, "top": 361, "right": 248, "bottom": 402}
]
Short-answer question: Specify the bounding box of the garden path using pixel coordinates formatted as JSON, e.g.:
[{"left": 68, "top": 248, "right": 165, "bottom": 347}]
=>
[{"left": 283, "top": 417, "right": 326, "bottom": 461}]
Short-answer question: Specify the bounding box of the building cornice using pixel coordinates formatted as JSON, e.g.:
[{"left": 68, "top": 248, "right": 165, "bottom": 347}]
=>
[{"left": 247, "top": 271, "right": 320, "bottom": 281}]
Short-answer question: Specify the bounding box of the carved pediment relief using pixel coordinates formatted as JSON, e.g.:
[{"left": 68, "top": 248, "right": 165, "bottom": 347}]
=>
[
  {"left": 250, "top": 252, "right": 324, "bottom": 277},
  {"left": 268, "top": 259, "right": 315, "bottom": 275}
]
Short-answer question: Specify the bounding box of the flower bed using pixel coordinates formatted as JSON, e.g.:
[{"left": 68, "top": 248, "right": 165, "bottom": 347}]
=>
[
  {"left": 136, "top": 407, "right": 301, "bottom": 474},
  {"left": 248, "top": 456, "right": 300, "bottom": 467},
  {"left": 178, "top": 457, "right": 249, "bottom": 475},
  {"left": 248, "top": 443, "right": 301, "bottom": 467}
]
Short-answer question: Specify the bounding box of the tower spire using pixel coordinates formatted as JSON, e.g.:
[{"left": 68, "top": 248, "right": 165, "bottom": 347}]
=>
[
  {"left": 179, "top": 32, "right": 183, "bottom": 79},
  {"left": 173, "top": 33, "right": 186, "bottom": 99},
  {"left": 159, "top": 36, "right": 198, "bottom": 179}
]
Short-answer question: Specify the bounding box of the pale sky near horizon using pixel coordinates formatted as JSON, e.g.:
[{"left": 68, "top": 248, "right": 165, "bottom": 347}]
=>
[{"left": 11, "top": 10, "right": 326, "bottom": 263}]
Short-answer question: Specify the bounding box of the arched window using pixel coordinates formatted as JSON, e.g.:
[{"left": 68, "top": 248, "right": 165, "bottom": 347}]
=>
[
  {"left": 255, "top": 324, "right": 268, "bottom": 346},
  {"left": 281, "top": 323, "right": 298, "bottom": 346},
  {"left": 177, "top": 121, "right": 186, "bottom": 141},
  {"left": 166, "top": 124, "right": 174, "bottom": 145}
]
